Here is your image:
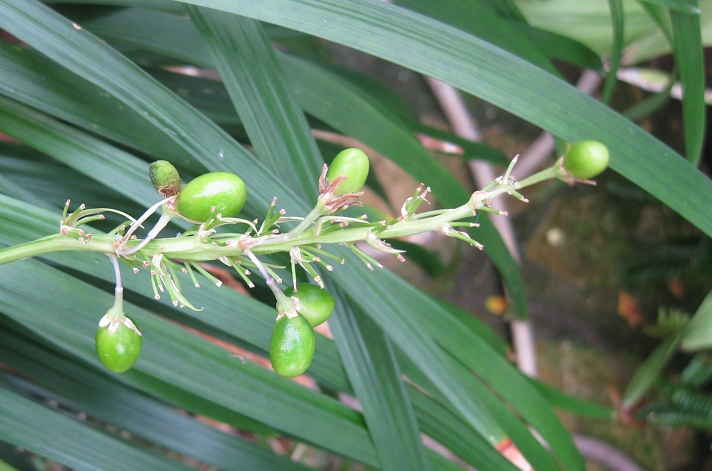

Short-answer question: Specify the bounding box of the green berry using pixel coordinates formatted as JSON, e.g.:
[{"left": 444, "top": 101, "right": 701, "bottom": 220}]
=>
[
  {"left": 326, "top": 148, "right": 370, "bottom": 195},
  {"left": 176, "top": 172, "right": 247, "bottom": 222},
  {"left": 563, "top": 140, "right": 609, "bottom": 179},
  {"left": 149, "top": 160, "right": 181, "bottom": 197},
  {"left": 95, "top": 318, "right": 142, "bottom": 373},
  {"left": 270, "top": 314, "right": 315, "bottom": 378},
  {"left": 284, "top": 283, "right": 335, "bottom": 327}
]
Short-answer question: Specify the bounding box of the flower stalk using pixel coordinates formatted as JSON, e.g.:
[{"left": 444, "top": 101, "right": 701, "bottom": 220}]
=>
[{"left": 0, "top": 160, "right": 559, "bottom": 269}]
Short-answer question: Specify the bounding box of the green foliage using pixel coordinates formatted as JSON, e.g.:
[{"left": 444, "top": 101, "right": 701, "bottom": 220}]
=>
[
  {"left": 0, "top": 0, "right": 707, "bottom": 470},
  {"left": 623, "top": 292, "right": 712, "bottom": 431}
]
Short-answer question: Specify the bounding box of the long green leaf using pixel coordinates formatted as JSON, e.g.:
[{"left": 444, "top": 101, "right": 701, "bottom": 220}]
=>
[
  {"left": 328, "top": 287, "right": 432, "bottom": 471},
  {"left": 0, "top": 191, "right": 533, "bottom": 470},
  {"left": 0, "top": 387, "right": 194, "bottom": 471},
  {"left": 5, "top": 6, "right": 527, "bottom": 322},
  {"left": 399, "top": 0, "right": 601, "bottom": 71},
  {"left": 0, "top": 330, "right": 310, "bottom": 471},
  {"left": 681, "top": 289, "right": 712, "bottom": 351},
  {"left": 0, "top": 96, "right": 157, "bottom": 207},
  {"left": 0, "top": 258, "right": 379, "bottom": 465},
  {"left": 186, "top": 6, "right": 323, "bottom": 197},
  {"left": 0, "top": 6, "right": 546, "bottom": 462},
  {"left": 0, "top": 0, "right": 292, "bottom": 219},
  {"left": 622, "top": 331, "right": 685, "bottom": 409},
  {"left": 168, "top": 0, "right": 712, "bottom": 237},
  {"left": 638, "top": 0, "right": 701, "bottom": 13},
  {"left": 187, "top": 10, "right": 433, "bottom": 469},
  {"left": 670, "top": 3, "right": 706, "bottom": 163},
  {"left": 601, "top": 0, "right": 625, "bottom": 103},
  {"left": 397, "top": 0, "right": 559, "bottom": 75},
  {"left": 0, "top": 40, "right": 197, "bottom": 170}
]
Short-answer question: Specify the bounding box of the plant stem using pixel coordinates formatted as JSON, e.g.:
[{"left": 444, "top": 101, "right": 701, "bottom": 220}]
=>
[
  {"left": 513, "top": 166, "right": 558, "bottom": 189},
  {"left": 0, "top": 166, "right": 557, "bottom": 267}
]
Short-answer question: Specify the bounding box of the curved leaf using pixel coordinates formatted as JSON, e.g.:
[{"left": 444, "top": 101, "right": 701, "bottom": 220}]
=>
[
  {"left": 163, "top": 0, "right": 712, "bottom": 236},
  {"left": 0, "top": 387, "right": 195, "bottom": 471},
  {"left": 0, "top": 331, "right": 308, "bottom": 471},
  {"left": 327, "top": 287, "right": 432, "bottom": 471},
  {"left": 670, "top": 5, "right": 706, "bottom": 163}
]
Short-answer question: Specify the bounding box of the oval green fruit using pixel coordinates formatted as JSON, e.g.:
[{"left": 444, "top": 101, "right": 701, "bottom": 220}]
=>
[
  {"left": 270, "top": 314, "right": 315, "bottom": 378},
  {"left": 284, "top": 283, "right": 335, "bottom": 327},
  {"left": 563, "top": 140, "right": 609, "bottom": 179},
  {"left": 95, "top": 319, "right": 142, "bottom": 373},
  {"left": 326, "top": 148, "right": 369, "bottom": 196},
  {"left": 176, "top": 171, "right": 247, "bottom": 222}
]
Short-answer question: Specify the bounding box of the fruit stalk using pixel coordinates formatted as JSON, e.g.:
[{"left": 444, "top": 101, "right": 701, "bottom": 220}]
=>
[{"left": 0, "top": 162, "right": 560, "bottom": 266}]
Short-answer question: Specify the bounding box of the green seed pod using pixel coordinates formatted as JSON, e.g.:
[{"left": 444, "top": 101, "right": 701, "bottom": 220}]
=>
[
  {"left": 270, "top": 314, "right": 316, "bottom": 378},
  {"left": 175, "top": 171, "right": 247, "bottom": 222},
  {"left": 326, "top": 148, "right": 370, "bottom": 196},
  {"left": 563, "top": 140, "right": 610, "bottom": 179},
  {"left": 95, "top": 318, "right": 142, "bottom": 373},
  {"left": 284, "top": 283, "right": 335, "bottom": 327},
  {"left": 149, "top": 160, "right": 181, "bottom": 197}
]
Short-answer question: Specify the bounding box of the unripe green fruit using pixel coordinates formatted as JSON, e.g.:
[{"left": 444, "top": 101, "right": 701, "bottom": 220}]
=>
[
  {"left": 149, "top": 160, "right": 181, "bottom": 197},
  {"left": 326, "top": 148, "right": 370, "bottom": 196},
  {"left": 564, "top": 140, "right": 609, "bottom": 179},
  {"left": 95, "top": 319, "right": 142, "bottom": 373},
  {"left": 176, "top": 172, "right": 247, "bottom": 222},
  {"left": 270, "top": 314, "right": 315, "bottom": 378},
  {"left": 284, "top": 284, "right": 335, "bottom": 327}
]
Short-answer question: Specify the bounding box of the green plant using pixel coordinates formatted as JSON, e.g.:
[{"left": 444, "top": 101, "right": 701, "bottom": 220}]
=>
[
  {"left": 2, "top": 151, "right": 575, "bottom": 375},
  {"left": 622, "top": 291, "right": 712, "bottom": 430},
  {"left": 0, "top": 1, "right": 708, "bottom": 470}
]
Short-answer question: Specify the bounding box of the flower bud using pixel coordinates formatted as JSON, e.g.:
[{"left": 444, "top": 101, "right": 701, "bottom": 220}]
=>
[{"left": 149, "top": 160, "right": 181, "bottom": 197}]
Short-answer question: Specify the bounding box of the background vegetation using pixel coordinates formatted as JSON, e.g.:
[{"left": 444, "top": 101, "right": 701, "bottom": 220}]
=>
[{"left": 0, "top": 0, "right": 710, "bottom": 470}]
